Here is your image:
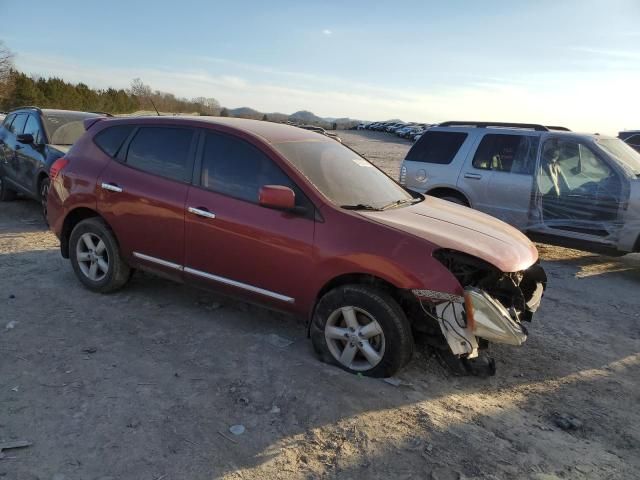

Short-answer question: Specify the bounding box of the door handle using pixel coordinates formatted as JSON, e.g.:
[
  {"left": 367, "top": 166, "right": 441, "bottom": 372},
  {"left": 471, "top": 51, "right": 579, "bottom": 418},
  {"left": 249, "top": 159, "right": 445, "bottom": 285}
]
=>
[
  {"left": 188, "top": 206, "right": 216, "bottom": 219},
  {"left": 101, "top": 182, "right": 123, "bottom": 193},
  {"left": 464, "top": 172, "right": 482, "bottom": 180}
]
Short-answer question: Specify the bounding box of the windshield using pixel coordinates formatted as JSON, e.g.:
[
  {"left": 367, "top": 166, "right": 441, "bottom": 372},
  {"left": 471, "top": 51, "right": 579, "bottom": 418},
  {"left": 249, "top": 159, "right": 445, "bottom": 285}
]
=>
[
  {"left": 596, "top": 138, "right": 640, "bottom": 175},
  {"left": 274, "top": 140, "right": 413, "bottom": 209},
  {"left": 43, "top": 112, "right": 101, "bottom": 145}
]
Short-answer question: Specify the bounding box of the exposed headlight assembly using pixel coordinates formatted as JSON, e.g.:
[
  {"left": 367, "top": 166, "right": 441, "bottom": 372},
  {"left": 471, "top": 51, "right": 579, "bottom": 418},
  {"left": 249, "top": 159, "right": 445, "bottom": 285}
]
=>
[{"left": 464, "top": 287, "right": 527, "bottom": 346}]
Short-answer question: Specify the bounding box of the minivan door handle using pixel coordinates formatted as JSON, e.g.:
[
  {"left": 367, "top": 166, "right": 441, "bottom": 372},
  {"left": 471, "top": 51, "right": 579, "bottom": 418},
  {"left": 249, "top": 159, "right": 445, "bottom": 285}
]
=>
[
  {"left": 101, "top": 182, "right": 123, "bottom": 193},
  {"left": 464, "top": 172, "right": 482, "bottom": 180},
  {"left": 188, "top": 206, "right": 216, "bottom": 219}
]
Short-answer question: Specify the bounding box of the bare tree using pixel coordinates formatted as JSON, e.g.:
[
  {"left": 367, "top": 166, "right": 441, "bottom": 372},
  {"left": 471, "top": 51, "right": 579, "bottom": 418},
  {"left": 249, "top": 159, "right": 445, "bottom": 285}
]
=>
[
  {"left": 0, "top": 41, "right": 15, "bottom": 100},
  {"left": 129, "top": 78, "right": 152, "bottom": 98}
]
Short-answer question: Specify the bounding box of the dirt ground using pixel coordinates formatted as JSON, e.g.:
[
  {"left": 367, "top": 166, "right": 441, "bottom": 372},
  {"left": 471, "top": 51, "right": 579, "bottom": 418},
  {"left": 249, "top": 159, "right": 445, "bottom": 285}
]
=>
[{"left": 1, "top": 130, "right": 639, "bottom": 480}]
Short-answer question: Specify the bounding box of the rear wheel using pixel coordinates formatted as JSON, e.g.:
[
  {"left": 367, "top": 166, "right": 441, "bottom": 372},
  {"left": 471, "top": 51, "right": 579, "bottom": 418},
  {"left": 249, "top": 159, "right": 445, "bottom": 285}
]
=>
[
  {"left": 69, "top": 217, "right": 131, "bottom": 293},
  {"left": 0, "top": 177, "right": 17, "bottom": 201},
  {"left": 311, "top": 285, "right": 414, "bottom": 377},
  {"left": 39, "top": 177, "right": 50, "bottom": 223}
]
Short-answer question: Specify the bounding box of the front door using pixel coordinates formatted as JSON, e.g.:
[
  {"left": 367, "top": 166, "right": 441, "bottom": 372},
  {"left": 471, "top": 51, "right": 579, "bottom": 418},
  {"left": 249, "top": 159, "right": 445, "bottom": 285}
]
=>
[
  {"left": 184, "top": 130, "right": 315, "bottom": 310},
  {"left": 457, "top": 132, "right": 538, "bottom": 229},
  {"left": 535, "top": 137, "right": 624, "bottom": 238},
  {"left": 97, "top": 125, "right": 197, "bottom": 277},
  {"left": 2, "top": 113, "right": 28, "bottom": 186},
  {"left": 16, "top": 114, "right": 47, "bottom": 193}
]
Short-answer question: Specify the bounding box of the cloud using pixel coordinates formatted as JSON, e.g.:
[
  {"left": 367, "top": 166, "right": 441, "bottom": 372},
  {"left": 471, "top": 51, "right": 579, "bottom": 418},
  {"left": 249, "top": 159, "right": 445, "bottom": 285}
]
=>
[{"left": 322, "top": 29, "right": 332, "bottom": 36}]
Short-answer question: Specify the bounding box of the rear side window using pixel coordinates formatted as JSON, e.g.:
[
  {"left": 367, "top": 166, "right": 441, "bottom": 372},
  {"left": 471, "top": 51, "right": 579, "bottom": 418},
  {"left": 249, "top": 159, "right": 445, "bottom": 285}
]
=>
[
  {"left": 94, "top": 125, "right": 134, "bottom": 157},
  {"left": 472, "top": 134, "right": 539, "bottom": 174},
  {"left": 10, "top": 114, "right": 28, "bottom": 135},
  {"left": 125, "top": 127, "right": 195, "bottom": 182},
  {"left": 200, "top": 131, "right": 302, "bottom": 205},
  {"left": 23, "top": 115, "right": 43, "bottom": 144},
  {"left": 406, "top": 131, "right": 467, "bottom": 164}
]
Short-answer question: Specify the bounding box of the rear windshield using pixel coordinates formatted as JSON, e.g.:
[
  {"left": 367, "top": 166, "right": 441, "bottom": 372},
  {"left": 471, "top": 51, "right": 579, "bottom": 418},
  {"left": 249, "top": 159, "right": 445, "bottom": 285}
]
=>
[
  {"left": 43, "top": 112, "right": 102, "bottom": 145},
  {"left": 406, "top": 130, "right": 467, "bottom": 164}
]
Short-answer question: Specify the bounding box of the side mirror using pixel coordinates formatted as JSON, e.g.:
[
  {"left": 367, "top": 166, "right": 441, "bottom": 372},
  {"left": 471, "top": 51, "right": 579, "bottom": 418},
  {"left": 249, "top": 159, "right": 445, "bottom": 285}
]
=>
[
  {"left": 259, "top": 185, "right": 296, "bottom": 211},
  {"left": 17, "top": 133, "right": 34, "bottom": 145}
]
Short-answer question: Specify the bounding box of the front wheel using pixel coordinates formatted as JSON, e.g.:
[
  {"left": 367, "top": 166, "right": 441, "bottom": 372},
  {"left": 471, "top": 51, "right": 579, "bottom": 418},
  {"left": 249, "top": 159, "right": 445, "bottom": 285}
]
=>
[
  {"left": 69, "top": 217, "right": 131, "bottom": 293},
  {"left": 311, "top": 285, "right": 414, "bottom": 377}
]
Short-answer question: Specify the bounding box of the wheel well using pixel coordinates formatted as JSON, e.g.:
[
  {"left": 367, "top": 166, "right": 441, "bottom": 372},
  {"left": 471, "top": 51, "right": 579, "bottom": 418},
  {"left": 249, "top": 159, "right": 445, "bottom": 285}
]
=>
[
  {"left": 426, "top": 187, "right": 469, "bottom": 206},
  {"left": 311, "top": 273, "right": 419, "bottom": 330},
  {"left": 36, "top": 172, "right": 49, "bottom": 195},
  {"left": 60, "top": 208, "right": 102, "bottom": 258}
]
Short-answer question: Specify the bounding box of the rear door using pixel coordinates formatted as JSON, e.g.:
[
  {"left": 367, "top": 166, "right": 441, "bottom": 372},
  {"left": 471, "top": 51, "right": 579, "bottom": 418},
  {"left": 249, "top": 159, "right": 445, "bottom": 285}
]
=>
[
  {"left": 97, "top": 125, "right": 197, "bottom": 278},
  {"left": 0, "top": 113, "right": 16, "bottom": 178},
  {"left": 184, "top": 129, "right": 315, "bottom": 310},
  {"left": 2, "top": 113, "right": 28, "bottom": 185},
  {"left": 457, "top": 132, "right": 538, "bottom": 228}
]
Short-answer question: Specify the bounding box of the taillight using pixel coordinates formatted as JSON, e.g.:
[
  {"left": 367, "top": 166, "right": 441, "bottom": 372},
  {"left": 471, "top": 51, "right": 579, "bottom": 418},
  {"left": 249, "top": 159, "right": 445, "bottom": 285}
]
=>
[{"left": 50, "top": 157, "right": 69, "bottom": 181}]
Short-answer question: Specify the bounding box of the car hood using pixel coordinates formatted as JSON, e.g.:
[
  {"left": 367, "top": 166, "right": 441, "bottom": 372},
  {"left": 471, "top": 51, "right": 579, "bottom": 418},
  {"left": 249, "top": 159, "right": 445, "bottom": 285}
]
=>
[
  {"left": 359, "top": 197, "right": 538, "bottom": 272},
  {"left": 49, "top": 144, "right": 71, "bottom": 154}
]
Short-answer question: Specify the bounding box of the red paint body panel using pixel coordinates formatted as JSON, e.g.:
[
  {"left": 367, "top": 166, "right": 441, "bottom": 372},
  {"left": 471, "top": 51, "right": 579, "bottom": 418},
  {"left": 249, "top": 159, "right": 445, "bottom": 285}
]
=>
[{"left": 48, "top": 116, "right": 541, "bottom": 320}]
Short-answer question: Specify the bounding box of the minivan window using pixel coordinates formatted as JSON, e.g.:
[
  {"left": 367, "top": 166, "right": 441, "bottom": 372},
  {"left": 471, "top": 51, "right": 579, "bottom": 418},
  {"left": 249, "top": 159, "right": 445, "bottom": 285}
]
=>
[
  {"left": 200, "top": 131, "right": 303, "bottom": 205},
  {"left": 10, "top": 114, "right": 28, "bottom": 135},
  {"left": 472, "top": 134, "right": 539, "bottom": 174},
  {"left": 2, "top": 113, "right": 15, "bottom": 129},
  {"left": 596, "top": 138, "right": 640, "bottom": 175},
  {"left": 43, "top": 112, "right": 101, "bottom": 145},
  {"left": 275, "top": 140, "right": 413, "bottom": 209},
  {"left": 406, "top": 131, "right": 467, "bottom": 164},
  {"left": 94, "top": 125, "right": 135, "bottom": 157},
  {"left": 125, "top": 127, "right": 195, "bottom": 182}
]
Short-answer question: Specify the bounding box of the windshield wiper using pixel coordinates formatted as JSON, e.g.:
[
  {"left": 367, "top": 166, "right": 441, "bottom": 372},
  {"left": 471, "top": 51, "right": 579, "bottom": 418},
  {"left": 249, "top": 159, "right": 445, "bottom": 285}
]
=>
[
  {"left": 381, "top": 198, "right": 421, "bottom": 210},
  {"left": 341, "top": 204, "right": 382, "bottom": 211}
]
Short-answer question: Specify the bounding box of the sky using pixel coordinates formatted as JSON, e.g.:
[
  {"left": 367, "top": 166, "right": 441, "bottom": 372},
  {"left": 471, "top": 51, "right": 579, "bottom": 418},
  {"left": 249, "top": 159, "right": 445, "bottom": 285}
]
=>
[{"left": 1, "top": 0, "right": 639, "bottom": 134}]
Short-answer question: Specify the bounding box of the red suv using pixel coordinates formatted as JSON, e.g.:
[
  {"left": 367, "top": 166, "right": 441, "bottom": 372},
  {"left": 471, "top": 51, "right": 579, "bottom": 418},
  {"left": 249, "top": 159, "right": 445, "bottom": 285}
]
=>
[{"left": 47, "top": 117, "right": 546, "bottom": 377}]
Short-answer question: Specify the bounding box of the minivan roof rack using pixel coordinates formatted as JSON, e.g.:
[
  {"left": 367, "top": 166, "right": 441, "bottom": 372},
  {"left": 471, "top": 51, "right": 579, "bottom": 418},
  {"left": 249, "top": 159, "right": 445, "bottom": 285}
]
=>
[
  {"left": 546, "top": 125, "right": 571, "bottom": 132},
  {"left": 438, "top": 121, "right": 552, "bottom": 132}
]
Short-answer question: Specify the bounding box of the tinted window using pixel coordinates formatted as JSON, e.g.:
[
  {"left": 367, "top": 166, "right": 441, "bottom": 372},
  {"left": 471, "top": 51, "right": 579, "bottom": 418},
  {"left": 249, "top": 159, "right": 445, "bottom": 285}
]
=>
[
  {"left": 94, "top": 125, "right": 134, "bottom": 157},
  {"left": 626, "top": 134, "right": 640, "bottom": 146},
  {"left": 10, "top": 114, "right": 28, "bottom": 135},
  {"left": 406, "top": 131, "right": 467, "bottom": 164},
  {"left": 201, "top": 132, "right": 301, "bottom": 204},
  {"left": 23, "top": 115, "right": 43, "bottom": 144},
  {"left": 472, "top": 134, "right": 539, "bottom": 174},
  {"left": 125, "top": 127, "right": 195, "bottom": 182}
]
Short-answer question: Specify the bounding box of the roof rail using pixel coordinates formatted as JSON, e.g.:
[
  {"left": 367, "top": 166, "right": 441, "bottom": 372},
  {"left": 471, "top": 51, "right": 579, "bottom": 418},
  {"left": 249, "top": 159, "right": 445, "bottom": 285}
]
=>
[
  {"left": 438, "top": 121, "right": 550, "bottom": 132},
  {"left": 546, "top": 125, "right": 571, "bottom": 132},
  {"left": 9, "top": 106, "right": 43, "bottom": 113},
  {"left": 89, "top": 111, "right": 114, "bottom": 117}
]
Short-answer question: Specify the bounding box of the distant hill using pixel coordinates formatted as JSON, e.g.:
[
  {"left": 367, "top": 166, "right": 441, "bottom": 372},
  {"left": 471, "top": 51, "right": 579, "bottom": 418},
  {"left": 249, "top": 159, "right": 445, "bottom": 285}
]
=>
[{"left": 223, "top": 106, "right": 361, "bottom": 129}]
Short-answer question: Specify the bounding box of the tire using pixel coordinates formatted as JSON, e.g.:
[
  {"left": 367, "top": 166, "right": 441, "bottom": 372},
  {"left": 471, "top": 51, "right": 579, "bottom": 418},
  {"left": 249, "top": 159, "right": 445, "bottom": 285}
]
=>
[
  {"left": 69, "top": 217, "right": 131, "bottom": 293},
  {"left": 440, "top": 195, "right": 468, "bottom": 207},
  {"left": 0, "top": 176, "right": 17, "bottom": 201},
  {"left": 39, "top": 177, "right": 50, "bottom": 223},
  {"left": 310, "top": 285, "right": 414, "bottom": 377}
]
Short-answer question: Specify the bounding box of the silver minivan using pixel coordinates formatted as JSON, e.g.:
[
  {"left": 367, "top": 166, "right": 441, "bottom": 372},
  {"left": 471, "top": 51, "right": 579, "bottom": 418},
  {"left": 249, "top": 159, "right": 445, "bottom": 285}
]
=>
[{"left": 400, "top": 121, "right": 640, "bottom": 254}]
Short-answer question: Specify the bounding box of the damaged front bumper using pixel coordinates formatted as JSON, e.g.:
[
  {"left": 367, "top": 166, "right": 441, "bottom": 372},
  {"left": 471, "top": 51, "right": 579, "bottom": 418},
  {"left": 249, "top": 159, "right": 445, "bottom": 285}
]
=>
[{"left": 412, "top": 258, "right": 547, "bottom": 361}]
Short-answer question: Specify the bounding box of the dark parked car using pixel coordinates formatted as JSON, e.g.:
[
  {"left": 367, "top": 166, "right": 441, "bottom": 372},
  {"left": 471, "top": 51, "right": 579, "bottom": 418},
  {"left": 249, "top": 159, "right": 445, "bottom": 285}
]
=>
[
  {"left": 619, "top": 131, "right": 640, "bottom": 153},
  {"left": 48, "top": 116, "right": 546, "bottom": 377},
  {"left": 0, "top": 107, "right": 104, "bottom": 218}
]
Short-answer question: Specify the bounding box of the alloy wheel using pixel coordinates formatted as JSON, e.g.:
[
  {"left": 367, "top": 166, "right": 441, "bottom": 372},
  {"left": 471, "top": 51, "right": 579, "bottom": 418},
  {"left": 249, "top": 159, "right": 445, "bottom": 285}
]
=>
[
  {"left": 324, "top": 306, "right": 386, "bottom": 371},
  {"left": 76, "top": 232, "right": 109, "bottom": 282}
]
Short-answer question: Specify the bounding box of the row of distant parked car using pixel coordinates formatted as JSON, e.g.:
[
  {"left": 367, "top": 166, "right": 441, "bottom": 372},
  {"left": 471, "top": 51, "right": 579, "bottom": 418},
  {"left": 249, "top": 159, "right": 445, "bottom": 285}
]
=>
[{"left": 357, "top": 121, "right": 432, "bottom": 141}]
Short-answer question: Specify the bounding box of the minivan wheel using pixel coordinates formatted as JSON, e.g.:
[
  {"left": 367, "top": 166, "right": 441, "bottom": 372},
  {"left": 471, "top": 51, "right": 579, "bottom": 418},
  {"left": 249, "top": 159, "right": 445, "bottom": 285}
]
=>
[
  {"left": 39, "top": 177, "right": 50, "bottom": 223},
  {"left": 69, "top": 217, "right": 131, "bottom": 293},
  {"left": 311, "top": 285, "right": 414, "bottom": 377},
  {"left": 0, "top": 177, "right": 17, "bottom": 201}
]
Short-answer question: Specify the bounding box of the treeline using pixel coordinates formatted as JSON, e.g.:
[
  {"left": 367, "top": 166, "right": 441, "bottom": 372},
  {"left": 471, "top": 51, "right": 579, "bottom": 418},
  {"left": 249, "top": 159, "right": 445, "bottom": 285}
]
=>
[{"left": 0, "top": 71, "right": 221, "bottom": 116}]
